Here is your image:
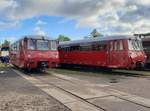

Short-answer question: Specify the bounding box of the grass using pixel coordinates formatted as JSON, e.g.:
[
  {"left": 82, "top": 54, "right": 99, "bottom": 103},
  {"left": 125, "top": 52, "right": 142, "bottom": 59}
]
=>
[{"left": 0, "top": 62, "right": 10, "bottom": 70}]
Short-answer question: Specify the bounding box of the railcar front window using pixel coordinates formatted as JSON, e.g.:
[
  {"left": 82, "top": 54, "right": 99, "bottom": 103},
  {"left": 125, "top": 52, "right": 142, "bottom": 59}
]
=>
[
  {"left": 37, "top": 40, "right": 49, "bottom": 50},
  {"left": 1, "top": 47, "right": 9, "bottom": 51},
  {"left": 50, "top": 41, "right": 57, "bottom": 50},
  {"left": 128, "top": 39, "right": 142, "bottom": 50},
  {"left": 28, "top": 39, "right": 36, "bottom": 50}
]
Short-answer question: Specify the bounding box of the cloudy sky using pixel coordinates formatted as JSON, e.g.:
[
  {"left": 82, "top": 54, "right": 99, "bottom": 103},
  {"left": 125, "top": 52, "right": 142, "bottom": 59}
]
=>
[{"left": 0, "top": 0, "right": 150, "bottom": 42}]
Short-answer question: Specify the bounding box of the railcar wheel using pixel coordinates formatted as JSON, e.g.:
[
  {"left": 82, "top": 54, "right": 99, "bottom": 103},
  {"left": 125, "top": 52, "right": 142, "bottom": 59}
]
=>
[
  {"left": 23, "top": 67, "right": 32, "bottom": 74},
  {"left": 38, "top": 67, "right": 46, "bottom": 73}
]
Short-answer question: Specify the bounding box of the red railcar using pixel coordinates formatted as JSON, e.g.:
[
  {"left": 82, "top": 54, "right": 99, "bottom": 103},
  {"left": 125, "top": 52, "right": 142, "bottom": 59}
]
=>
[
  {"left": 10, "top": 36, "right": 59, "bottom": 71},
  {"left": 59, "top": 35, "right": 146, "bottom": 69}
]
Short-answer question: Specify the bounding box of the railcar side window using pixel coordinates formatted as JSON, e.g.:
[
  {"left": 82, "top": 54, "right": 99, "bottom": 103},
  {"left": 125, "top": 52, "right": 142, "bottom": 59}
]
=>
[
  {"left": 110, "top": 42, "right": 113, "bottom": 51},
  {"left": 98, "top": 44, "right": 107, "bottom": 51},
  {"left": 80, "top": 45, "right": 92, "bottom": 51},
  {"left": 70, "top": 46, "right": 80, "bottom": 51},
  {"left": 28, "top": 39, "right": 36, "bottom": 50},
  {"left": 113, "top": 40, "right": 124, "bottom": 51},
  {"left": 65, "top": 47, "right": 70, "bottom": 52},
  {"left": 116, "top": 40, "right": 124, "bottom": 50},
  {"left": 119, "top": 40, "right": 124, "bottom": 50},
  {"left": 92, "top": 44, "right": 98, "bottom": 51},
  {"left": 114, "top": 41, "right": 117, "bottom": 50},
  {"left": 91, "top": 42, "right": 106, "bottom": 51},
  {"left": 61, "top": 43, "right": 107, "bottom": 51},
  {"left": 50, "top": 41, "right": 57, "bottom": 50}
]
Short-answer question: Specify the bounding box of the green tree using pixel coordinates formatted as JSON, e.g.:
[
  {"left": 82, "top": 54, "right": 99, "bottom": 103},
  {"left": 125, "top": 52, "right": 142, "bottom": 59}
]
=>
[
  {"left": 90, "top": 29, "right": 102, "bottom": 38},
  {"left": 2, "top": 40, "right": 10, "bottom": 46},
  {"left": 57, "top": 35, "right": 71, "bottom": 41}
]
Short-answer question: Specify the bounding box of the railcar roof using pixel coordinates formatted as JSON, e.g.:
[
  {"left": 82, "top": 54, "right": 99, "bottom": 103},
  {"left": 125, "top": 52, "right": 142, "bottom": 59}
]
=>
[
  {"left": 11, "top": 35, "right": 56, "bottom": 45},
  {"left": 23, "top": 35, "right": 55, "bottom": 40},
  {"left": 59, "top": 35, "right": 136, "bottom": 46}
]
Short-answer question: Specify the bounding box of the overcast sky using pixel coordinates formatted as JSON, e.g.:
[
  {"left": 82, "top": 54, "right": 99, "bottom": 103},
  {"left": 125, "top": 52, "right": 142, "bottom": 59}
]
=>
[{"left": 0, "top": 0, "right": 150, "bottom": 42}]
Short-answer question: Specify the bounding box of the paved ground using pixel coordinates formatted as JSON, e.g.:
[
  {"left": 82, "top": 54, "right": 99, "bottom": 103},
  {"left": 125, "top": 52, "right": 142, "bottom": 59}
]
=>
[
  {"left": 1, "top": 64, "right": 150, "bottom": 111},
  {"left": 0, "top": 65, "right": 70, "bottom": 111},
  {"left": 51, "top": 68, "right": 150, "bottom": 99},
  {"left": 48, "top": 68, "right": 150, "bottom": 111}
]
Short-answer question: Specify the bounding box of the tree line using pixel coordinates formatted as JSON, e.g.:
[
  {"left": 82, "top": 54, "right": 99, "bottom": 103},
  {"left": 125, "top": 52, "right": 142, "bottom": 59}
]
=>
[
  {"left": 58, "top": 29, "right": 102, "bottom": 41},
  {"left": 0, "top": 40, "right": 10, "bottom": 48}
]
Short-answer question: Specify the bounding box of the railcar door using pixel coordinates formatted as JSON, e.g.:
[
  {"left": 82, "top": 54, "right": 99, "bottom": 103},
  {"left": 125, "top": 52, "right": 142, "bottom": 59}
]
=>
[
  {"left": 108, "top": 41, "right": 115, "bottom": 67},
  {"left": 109, "top": 40, "right": 126, "bottom": 68},
  {"left": 91, "top": 41, "right": 108, "bottom": 67},
  {"left": 98, "top": 42, "right": 109, "bottom": 66}
]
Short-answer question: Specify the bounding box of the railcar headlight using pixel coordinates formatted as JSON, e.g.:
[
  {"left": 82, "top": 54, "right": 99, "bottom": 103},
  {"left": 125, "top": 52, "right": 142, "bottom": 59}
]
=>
[
  {"left": 55, "top": 54, "right": 58, "bottom": 58},
  {"left": 28, "top": 54, "right": 31, "bottom": 58}
]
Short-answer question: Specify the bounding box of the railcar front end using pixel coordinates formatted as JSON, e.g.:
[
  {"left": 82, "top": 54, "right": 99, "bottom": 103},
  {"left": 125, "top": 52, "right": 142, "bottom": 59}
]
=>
[
  {"left": 25, "top": 39, "right": 59, "bottom": 71},
  {"left": 126, "top": 39, "right": 146, "bottom": 69},
  {"left": 10, "top": 36, "right": 59, "bottom": 72}
]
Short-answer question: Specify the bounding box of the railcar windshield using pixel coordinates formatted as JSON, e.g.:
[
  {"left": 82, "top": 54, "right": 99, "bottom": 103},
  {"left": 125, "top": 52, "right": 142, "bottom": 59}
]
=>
[
  {"left": 50, "top": 41, "right": 57, "bottom": 50},
  {"left": 1, "top": 47, "right": 9, "bottom": 51},
  {"left": 28, "top": 39, "right": 36, "bottom": 50},
  {"left": 128, "top": 39, "right": 143, "bottom": 51},
  {"left": 27, "top": 39, "right": 57, "bottom": 50},
  {"left": 37, "top": 40, "right": 49, "bottom": 50}
]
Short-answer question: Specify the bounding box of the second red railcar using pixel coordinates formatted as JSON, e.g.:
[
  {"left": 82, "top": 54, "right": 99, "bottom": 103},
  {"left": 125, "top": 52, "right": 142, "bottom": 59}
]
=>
[{"left": 59, "top": 35, "right": 146, "bottom": 69}]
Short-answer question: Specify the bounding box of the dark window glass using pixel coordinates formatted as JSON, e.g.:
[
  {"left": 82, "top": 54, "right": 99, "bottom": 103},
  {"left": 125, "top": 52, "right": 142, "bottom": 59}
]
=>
[
  {"left": 1, "top": 47, "right": 9, "bottom": 51},
  {"left": 80, "top": 45, "right": 92, "bottom": 51},
  {"left": 37, "top": 40, "right": 49, "bottom": 50},
  {"left": 143, "top": 41, "right": 150, "bottom": 51}
]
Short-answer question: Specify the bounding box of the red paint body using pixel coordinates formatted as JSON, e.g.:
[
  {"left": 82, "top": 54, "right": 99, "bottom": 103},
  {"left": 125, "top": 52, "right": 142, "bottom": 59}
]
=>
[
  {"left": 10, "top": 36, "right": 59, "bottom": 69},
  {"left": 59, "top": 36, "right": 146, "bottom": 69}
]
